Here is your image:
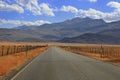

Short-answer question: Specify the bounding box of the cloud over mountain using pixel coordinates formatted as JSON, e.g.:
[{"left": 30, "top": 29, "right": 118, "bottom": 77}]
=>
[
  {"left": 0, "top": 19, "right": 51, "bottom": 26},
  {"left": 79, "top": 1, "right": 120, "bottom": 22},
  {"left": 60, "top": 1, "right": 120, "bottom": 22},
  {"left": 1, "top": 0, "right": 120, "bottom": 27}
]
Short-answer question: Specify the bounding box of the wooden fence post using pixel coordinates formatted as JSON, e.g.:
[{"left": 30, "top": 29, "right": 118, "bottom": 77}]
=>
[
  {"left": 1, "top": 46, "right": 4, "bottom": 56},
  {"left": 100, "top": 45, "right": 104, "bottom": 58},
  {"left": 13, "top": 46, "right": 16, "bottom": 54},
  {"left": 6, "top": 46, "right": 10, "bottom": 55},
  {"left": 26, "top": 46, "right": 28, "bottom": 57}
]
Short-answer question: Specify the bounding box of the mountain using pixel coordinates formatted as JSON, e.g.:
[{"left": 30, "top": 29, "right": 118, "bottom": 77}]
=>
[
  {"left": 58, "top": 33, "right": 120, "bottom": 44},
  {"left": 35, "top": 17, "right": 106, "bottom": 32},
  {"left": 99, "top": 29, "right": 120, "bottom": 38},
  {"left": 17, "top": 17, "right": 105, "bottom": 30},
  {"left": 15, "top": 17, "right": 107, "bottom": 39},
  {"left": 90, "top": 21, "right": 120, "bottom": 32},
  {"left": 0, "top": 17, "right": 120, "bottom": 42},
  {"left": 14, "top": 25, "right": 38, "bottom": 30},
  {"left": 0, "top": 29, "right": 43, "bottom": 42}
]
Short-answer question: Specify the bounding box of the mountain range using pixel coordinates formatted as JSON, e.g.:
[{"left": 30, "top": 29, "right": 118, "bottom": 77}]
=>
[
  {"left": 59, "top": 32, "right": 120, "bottom": 44},
  {"left": 0, "top": 17, "right": 120, "bottom": 44}
]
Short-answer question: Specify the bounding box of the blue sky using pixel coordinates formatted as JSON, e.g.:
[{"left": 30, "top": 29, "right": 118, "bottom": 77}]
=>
[{"left": 0, "top": 0, "right": 120, "bottom": 28}]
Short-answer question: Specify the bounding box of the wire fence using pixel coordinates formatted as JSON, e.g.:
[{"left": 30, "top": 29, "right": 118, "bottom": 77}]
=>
[
  {"left": 0, "top": 45, "right": 47, "bottom": 57},
  {"left": 60, "top": 45, "right": 120, "bottom": 58}
]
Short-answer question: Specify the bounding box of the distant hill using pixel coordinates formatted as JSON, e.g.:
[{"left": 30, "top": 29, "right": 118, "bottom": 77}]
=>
[
  {"left": 58, "top": 33, "right": 120, "bottom": 44},
  {"left": 0, "top": 17, "right": 120, "bottom": 42},
  {"left": 0, "top": 29, "right": 43, "bottom": 42},
  {"left": 14, "top": 17, "right": 107, "bottom": 40},
  {"left": 99, "top": 29, "right": 120, "bottom": 38},
  {"left": 14, "top": 25, "right": 38, "bottom": 30}
]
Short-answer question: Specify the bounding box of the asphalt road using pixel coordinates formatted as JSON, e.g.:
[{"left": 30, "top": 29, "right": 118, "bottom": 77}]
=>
[{"left": 11, "top": 46, "right": 120, "bottom": 80}]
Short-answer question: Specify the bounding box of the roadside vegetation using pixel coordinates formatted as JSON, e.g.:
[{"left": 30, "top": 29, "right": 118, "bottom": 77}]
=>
[
  {"left": 0, "top": 43, "right": 48, "bottom": 78},
  {"left": 60, "top": 44, "right": 120, "bottom": 66}
]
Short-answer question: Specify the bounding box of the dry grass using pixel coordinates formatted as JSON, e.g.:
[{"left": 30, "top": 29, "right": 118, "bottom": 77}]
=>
[
  {"left": 0, "top": 42, "right": 48, "bottom": 46},
  {"left": 0, "top": 46, "right": 48, "bottom": 77},
  {"left": 60, "top": 45, "right": 120, "bottom": 66},
  {"left": 1, "top": 42, "right": 120, "bottom": 47}
]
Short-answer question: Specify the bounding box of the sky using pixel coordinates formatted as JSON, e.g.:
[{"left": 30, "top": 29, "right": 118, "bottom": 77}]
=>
[{"left": 0, "top": 0, "right": 120, "bottom": 28}]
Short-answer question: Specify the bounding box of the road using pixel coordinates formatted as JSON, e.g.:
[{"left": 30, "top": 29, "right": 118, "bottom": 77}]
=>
[{"left": 11, "top": 46, "right": 120, "bottom": 80}]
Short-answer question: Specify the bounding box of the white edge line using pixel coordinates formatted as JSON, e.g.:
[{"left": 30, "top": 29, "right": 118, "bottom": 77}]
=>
[{"left": 11, "top": 50, "right": 48, "bottom": 80}]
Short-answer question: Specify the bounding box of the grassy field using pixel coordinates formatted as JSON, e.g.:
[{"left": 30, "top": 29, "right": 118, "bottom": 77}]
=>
[
  {"left": 59, "top": 44, "right": 120, "bottom": 66},
  {"left": 0, "top": 42, "right": 48, "bottom": 78}
]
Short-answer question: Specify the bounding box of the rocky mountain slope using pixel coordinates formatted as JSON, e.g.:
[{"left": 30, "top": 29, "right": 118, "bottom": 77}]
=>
[{"left": 0, "top": 17, "right": 120, "bottom": 43}]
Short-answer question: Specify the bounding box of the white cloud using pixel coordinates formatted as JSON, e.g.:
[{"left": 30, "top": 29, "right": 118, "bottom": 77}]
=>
[
  {"left": 79, "top": 8, "right": 104, "bottom": 19},
  {"left": 22, "top": 0, "right": 42, "bottom": 15},
  {"left": 88, "top": 0, "right": 97, "bottom": 2},
  {"left": 16, "top": 0, "right": 54, "bottom": 16},
  {"left": 78, "top": 1, "right": 120, "bottom": 22},
  {"left": 0, "top": 0, "right": 54, "bottom": 16},
  {"left": 1, "top": 0, "right": 120, "bottom": 22},
  {"left": 61, "top": 5, "right": 78, "bottom": 14},
  {"left": 16, "top": 0, "right": 30, "bottom": 6},
  {"left": 107, "top": 1, "right": 120, "bottom": 9},
  {"left": 0, "top": 19, "right": 51, "bottom": 26},
  {"left": 40, "top": 3, "right": 55, "bottom": 16},
  {"left": 60, "top": 1, "right": 120, "bottom": 22},
  {"left": 0, "top": 1, "right": 24, "bottom": 13}
]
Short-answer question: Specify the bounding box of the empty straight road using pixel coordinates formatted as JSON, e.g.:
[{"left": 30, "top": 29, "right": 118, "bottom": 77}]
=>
[{"left": 11, "top": 46, "right": 120, "bottom": 80}]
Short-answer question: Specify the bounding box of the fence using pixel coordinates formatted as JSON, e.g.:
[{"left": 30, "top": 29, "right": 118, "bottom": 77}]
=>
[
  {"left": 0, "top": 45, "right": 46, "bottom": 57},
  {"left": 60, "top": 45, "right": 120, "bottom": 58}
]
